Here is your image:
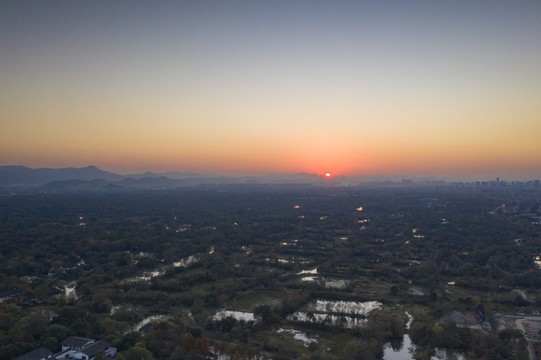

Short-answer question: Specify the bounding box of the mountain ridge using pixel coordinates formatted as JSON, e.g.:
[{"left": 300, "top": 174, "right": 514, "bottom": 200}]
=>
[
  {"left": 0, "top": 165, "right": 123, "bottom": 185},
  {"left": 0, "top": 165, "right": 449, "bottom": 190},
  {"left": 0, "top": 165, "right": 331, "bottom": 188}
]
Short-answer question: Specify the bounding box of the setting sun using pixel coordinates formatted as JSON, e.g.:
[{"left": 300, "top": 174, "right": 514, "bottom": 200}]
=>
[{"left": 1, "top": 2, "right": 540, "bottom": 181}]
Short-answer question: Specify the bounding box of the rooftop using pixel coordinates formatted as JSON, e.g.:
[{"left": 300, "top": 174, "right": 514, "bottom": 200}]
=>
[
  {"left": 61, "top": 336, "right": 93, "bottom": 349},
  {"left": 81, "top": 340, "right": 110, "bottom": 356},
  {"left": 15, "top": 347, "right": 52, "bottom": 360}
]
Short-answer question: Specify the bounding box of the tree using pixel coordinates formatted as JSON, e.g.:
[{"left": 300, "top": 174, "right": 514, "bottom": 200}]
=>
[
  {"left": 343, "top": 339, "right": 382, "bottom": 360},
  {"left": 254, "top": 305, "right": 275, "bottom": 324},
  {"left": 498, "top": 328, "right": 524, "bottom": 343},
  {"left": 121, "top": 346, "right": 153, "bottom": 360},
  {"left": 42, "top": 336, "right": 59, "bottom": 353},
  {"left": 409, "top": 320, "right": 432, "bottom": 346}
]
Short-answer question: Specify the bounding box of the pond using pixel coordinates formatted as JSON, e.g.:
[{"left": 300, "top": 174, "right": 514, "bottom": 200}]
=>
[
  {"left": 297, "top": 268, "right": 318, "bottom": 275},
  {"left": 384, "top": 312, "right": 465, "bottom": 360},
  {"left": 383, "top": 337, "right": 466, "bottom": 360},
  {"left": 288, "top": 311, "right": 369, "bottom": 328},
  {"left": 125, "top": 315, "right": 169, "bottom": 334},
  {"left": 288, "top": 300, "right": 382, "bottom": 329},
  {"left": 383, "top": 334, "right": 415, "bottom": 360},
  {"left": 309, "top": 300, "right": 382, "bottom": 315},
  {"left": 124, "top": 253, "right": 200, "bottom": 282},
  {"left": 213, "top": 309, "right": 257, "bottom": 322},
  {"left": 277, "top": 328, "right": 317, "bottom": 347}
]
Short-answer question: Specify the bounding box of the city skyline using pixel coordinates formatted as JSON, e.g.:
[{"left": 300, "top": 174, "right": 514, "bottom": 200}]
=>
[{"left": 1, "top": 1, "right": 540, "bottom": 180}]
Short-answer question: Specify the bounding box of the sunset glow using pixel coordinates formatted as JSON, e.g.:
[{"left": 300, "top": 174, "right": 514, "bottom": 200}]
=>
[{"left": 1, "top": 2, "right": 541, "bottom": 180}]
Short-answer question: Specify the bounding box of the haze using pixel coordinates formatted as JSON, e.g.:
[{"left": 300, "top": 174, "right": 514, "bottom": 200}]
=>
[{"left": 1, "top": 1, "right": 540, "bottom": 180}]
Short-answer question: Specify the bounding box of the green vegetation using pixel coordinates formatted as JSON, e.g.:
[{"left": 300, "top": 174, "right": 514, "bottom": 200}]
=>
[{"left": 1, "top": 184, "right": 540, "bottom": 359}]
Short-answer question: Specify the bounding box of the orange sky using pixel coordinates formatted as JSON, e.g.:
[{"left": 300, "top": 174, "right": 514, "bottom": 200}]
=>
[{"left": 1, "top": 2, "right": 541, "bottom": 180}]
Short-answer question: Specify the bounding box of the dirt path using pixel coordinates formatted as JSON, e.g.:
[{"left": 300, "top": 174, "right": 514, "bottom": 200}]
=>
[{"left": 513, "top": 289, "right": 533, "bottom": 303}]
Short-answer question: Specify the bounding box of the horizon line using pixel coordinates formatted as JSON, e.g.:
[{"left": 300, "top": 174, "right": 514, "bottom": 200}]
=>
[{"left": 2, "top": 164, "right": 540, "bottom": 183}]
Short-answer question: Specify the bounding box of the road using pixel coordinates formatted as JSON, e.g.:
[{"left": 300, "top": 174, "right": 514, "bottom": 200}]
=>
[
  {"left": 497, "top": 314, "right": 539, "bottom": 360},
  {"left": 514, "top": 318, "right": 536, "bottom": 360}
]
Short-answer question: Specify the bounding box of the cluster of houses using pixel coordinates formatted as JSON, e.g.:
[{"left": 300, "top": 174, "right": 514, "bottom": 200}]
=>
[
  {"left": 15, "top": 337, "right": 116, "bottom": 360},
  {"left": 0, "top": 289, "right": 21, "bottom": 303}
]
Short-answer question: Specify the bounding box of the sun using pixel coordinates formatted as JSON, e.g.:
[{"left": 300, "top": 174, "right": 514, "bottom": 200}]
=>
[{"left": 325, "top": 172, "right": 331, "bottom": 177}]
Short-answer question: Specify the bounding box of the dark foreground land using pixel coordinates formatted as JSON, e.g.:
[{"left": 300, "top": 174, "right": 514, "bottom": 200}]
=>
[{"left": 1, "top": 183, "right": 541, "bottom": 359}]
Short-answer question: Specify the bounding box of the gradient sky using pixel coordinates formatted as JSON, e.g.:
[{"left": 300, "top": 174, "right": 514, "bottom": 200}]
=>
[{"left": 1, "top": 1, "right": 540, "bottom": 179}]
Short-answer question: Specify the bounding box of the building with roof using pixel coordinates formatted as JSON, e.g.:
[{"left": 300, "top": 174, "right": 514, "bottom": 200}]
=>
[
  {"left": 71, "top": 340, "right": 116, "bottom": 360},
  {"left": 15, "top": 347, "right": 53, "bottom": 360},
  {"left": 15, "top": 337, "right": 116, "bottom": 360},
  {"left": 0, "top": 289, "right": 20, "bottom": 303},
  {"left": 61, "top": 337, "right": 94, "bottom": 351}
]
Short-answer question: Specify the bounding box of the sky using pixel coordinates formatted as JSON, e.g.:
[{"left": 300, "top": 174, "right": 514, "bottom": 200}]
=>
[{"left": 1, "top": 1, "right": 540, "bottom": 180}]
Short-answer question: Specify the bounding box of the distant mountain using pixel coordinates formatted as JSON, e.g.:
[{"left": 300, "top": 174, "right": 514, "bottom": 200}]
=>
[
  {"left": 255, "top": 172, "right": 326, "bottom": 184},
  {"left": 118, "top": 176, "right": 187, "bottom": 189},
  {"left": 0, "top": 165, "right": 123, "bottom": 185},
  {"left": 0, "top": 165, "right": 448, "bottom": 191},
  {"left": 40, "top": 178, "right": 121, "bottom": 191},
  {"left": 125, "top": 171, "right": 222, "bottom": 180}
]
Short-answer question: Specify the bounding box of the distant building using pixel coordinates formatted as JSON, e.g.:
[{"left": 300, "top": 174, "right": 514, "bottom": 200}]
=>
[
  {"left": 73, "top": 340, "right": 115, "bottom": 360},
  {"left": 0, "top": 289, "right": 20, "bottom": 303},
  {"left": 448, "top": 310, "right": 466, "bottom": 324},
  {"left": 61, "top": 336, "right": 94, "bottom": 351},
  {"left": 16, "top": 337, "right": 116, "bottom": 360}
]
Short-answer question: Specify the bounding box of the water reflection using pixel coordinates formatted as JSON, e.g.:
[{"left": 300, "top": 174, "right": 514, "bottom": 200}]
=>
[
  {"left": 213, "top": 309, "right": 256, "bottom": 322},
  {"left": 276, "top": 328, "right": 317, "bottom": 347},
  {"left": 288, "top": 311, "right": 369, "bottom": 328},
  {"left": 125, "top": 315, "right": 168, "bottom": 334},
  {"left": 311, "top": 300, "right": 381, "bottom": 315},
  {"left": 297, "top": 268, "right": 318, "bottom": 275},
  {"left": 383, "top": 334, "right": 465, "bottom": 360},
  {"left": 431, "top": 349, "right": 465, "bottom": 360},
  {"left": 384, "top": 312, "right": 464, "bottom": 360},
  {"left": 383, "top": 334, "right": 415, "bottom": 360},
  {"left": 124, "top": 253, "right": 201, "bottom": 282},
  {"left": 388, "top": 337, "right": 404, "bottom": 351}
]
